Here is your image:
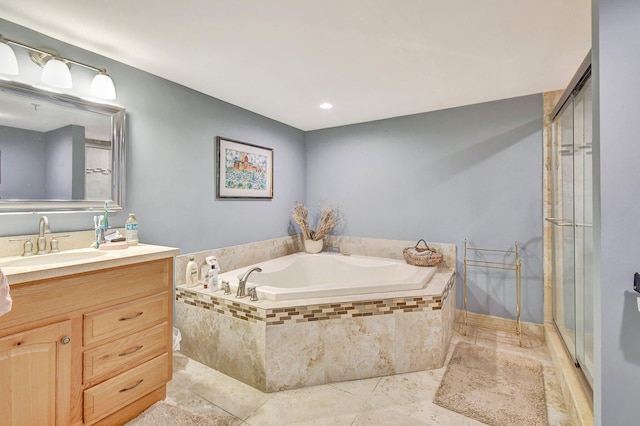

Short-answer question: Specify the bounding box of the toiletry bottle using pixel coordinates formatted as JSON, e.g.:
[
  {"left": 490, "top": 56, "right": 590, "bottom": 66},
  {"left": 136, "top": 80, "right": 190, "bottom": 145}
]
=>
[
  {"left": 125, "top": 213, "right": 139, "bottom": 246},
  {"left": 206, "top": 265, "right": 219, "bottom": 290},
  {"left": 185, "top": 257, "right": 198, "bottom": 287}
]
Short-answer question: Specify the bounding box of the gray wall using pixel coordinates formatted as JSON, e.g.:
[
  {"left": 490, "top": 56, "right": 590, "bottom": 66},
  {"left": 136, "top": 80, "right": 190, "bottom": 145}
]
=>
[
  {"left": 593, "top": 0, "right": 640, "bottom": 424},
  {"left": 0, "top": 125, "right": 46, "bottom": 199},
  {"left": 0, "top": 19, "right": 306, "bottom": 253},
  {"left": 306, "top": 95, "right": 544, "bottom": 323}
]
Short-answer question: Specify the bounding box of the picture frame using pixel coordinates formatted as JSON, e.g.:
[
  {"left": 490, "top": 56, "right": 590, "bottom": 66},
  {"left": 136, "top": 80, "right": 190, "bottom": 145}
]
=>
[{"left": 216, "top": 136, "right": 273, "bottom": 199}]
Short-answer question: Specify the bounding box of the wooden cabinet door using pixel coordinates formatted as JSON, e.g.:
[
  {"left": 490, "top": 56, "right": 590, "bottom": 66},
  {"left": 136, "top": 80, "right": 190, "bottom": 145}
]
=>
[{"left": 0, "top": 320, "right": 72, "bottom": 426}]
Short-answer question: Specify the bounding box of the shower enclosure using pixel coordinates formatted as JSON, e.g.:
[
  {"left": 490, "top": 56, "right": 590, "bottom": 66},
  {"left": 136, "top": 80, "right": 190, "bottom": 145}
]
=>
[{"left": 548, "top": 55, "right": 593, "bottom": 390}]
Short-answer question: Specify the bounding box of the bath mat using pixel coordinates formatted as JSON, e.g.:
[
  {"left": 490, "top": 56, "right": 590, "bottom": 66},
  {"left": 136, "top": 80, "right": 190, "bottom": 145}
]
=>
[
  {"left": 433, "top": 341, "right": 548, "bottom": 426},
  {"left": 125, "top": 401, "right": 221, "bottom": 426}
]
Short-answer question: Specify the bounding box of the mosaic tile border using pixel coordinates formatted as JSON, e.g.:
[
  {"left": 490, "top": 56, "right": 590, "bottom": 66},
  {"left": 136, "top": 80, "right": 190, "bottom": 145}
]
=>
[
  {"left": 176, "top": 289, "right": 266, "bottom": 324},
  {"left": 442, "top": 273, "right": 455, "bottom": 302},
  {"left": 176, "top": 271, "right": 456, "bottom": 327}
]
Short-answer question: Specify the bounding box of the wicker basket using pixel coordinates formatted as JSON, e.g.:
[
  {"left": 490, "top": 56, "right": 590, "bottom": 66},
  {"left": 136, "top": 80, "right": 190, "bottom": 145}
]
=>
[{"left": 403, "top": 239, "right": 444, "bottom": 267}]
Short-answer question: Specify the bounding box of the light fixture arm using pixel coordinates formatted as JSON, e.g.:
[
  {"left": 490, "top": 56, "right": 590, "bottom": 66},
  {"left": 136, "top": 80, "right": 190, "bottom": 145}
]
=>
[{"left": 0, "top": 34, "right": 105, "bottom": 74}]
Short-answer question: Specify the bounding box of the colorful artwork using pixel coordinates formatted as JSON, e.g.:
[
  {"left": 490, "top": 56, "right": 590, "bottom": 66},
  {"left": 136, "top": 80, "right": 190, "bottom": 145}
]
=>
[
  {"left": 224, "top": 149, "right": 268, "bottom": 191},
  {"left": 216, "top": 137, "right": 273, "bottom": 199}
]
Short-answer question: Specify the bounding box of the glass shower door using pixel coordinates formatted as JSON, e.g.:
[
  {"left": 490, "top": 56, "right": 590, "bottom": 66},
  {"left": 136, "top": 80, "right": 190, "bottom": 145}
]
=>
[
  {"left": 551, "top": 99, "right": 576, "bottom": 362},
  {"left": 550, "top": 72, "right": 593, "bottom": 389},
  {"left": 574, "top": 78, "right": 593, "bottom": 386}
]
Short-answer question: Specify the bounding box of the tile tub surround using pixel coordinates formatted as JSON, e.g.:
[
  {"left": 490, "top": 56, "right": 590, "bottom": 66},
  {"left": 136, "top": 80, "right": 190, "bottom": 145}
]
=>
[
  {"left": 325, "top": 235, "right": 456, "bottom": 269},
  {"left": 175, "top": 267, "right": 455, "bottom": 392},
  {"left": 174, "top": 235, "right": 456, "bottom": 287},
  {"left": 175, "top": 235, "right": 301, "bottom": 286}
]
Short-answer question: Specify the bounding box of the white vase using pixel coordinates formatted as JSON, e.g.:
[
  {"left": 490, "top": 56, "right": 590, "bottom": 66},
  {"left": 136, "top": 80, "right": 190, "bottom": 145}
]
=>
[{"left": 304, "top": 238, "right": 323, "bottom": 254}]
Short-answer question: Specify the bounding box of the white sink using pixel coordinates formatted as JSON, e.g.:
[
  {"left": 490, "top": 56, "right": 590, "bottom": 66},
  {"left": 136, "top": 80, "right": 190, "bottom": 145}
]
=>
[{"left": 0, "top": 250, "right": 109, "bottom": 267}]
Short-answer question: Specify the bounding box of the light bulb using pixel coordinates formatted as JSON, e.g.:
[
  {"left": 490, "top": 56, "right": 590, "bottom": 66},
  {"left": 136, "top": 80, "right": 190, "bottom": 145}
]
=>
[
  {"left": 41, "top": 57, "right": 72, "bottom": 88},
  {"left": 90, "top": 72, "right": 116, "bottom": 100}
]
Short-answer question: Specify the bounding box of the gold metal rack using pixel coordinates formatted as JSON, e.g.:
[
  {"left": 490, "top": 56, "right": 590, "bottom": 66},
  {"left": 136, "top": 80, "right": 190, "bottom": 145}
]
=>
[{"left": 463, "top": 239, "right": 523, "bottom": 346}]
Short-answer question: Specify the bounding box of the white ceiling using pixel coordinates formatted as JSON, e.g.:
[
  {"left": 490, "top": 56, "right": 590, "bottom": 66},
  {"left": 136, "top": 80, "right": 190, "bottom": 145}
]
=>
[{"left": 0, "top": 0, "right": 591, "bottom": 131}]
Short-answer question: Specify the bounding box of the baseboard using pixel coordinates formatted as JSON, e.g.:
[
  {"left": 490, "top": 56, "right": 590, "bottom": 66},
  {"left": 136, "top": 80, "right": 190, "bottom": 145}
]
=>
[
  {"left": 544, "top": 324, "right": 593, "bottom": 426},
  {"left": 455, "top": 309, "right": 545, "bottom": 341}
]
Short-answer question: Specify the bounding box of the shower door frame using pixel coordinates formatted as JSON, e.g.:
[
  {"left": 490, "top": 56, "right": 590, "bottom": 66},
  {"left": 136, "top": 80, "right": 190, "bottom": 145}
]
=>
[{"left": 548, "top": 53, "right": 594, "bottom": 395}]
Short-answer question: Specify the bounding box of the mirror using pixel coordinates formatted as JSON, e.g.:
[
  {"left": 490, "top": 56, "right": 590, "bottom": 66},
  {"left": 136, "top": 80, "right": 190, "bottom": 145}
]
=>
[{"left": 0, "top": 80, "right": 125, "bottom": 212}]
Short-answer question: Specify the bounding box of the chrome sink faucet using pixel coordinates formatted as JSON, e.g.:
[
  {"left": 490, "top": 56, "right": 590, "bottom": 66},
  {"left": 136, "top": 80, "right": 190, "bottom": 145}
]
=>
[
  {"left": 237, "top": 267, "right": 262, "bottom": 298},
  {"left": 37, "top": 216, "right": 51, "bottom": 254}
]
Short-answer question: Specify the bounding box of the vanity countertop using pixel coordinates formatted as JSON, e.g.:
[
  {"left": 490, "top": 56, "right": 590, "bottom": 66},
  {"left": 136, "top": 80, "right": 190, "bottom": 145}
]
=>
[{"left": 1, "top": 244, "right": 180, "bottom": 285}]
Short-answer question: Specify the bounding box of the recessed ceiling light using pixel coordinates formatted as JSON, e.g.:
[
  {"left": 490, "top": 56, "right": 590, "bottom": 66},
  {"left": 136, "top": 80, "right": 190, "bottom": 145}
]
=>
[{"left": 319, "top": 102, "right": 333, "bottom": 109}]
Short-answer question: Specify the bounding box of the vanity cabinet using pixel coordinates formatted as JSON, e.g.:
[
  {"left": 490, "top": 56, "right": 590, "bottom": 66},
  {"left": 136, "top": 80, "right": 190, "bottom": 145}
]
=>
[
  {"left": 0, "top": 252, "right": 176, "bottom": 425},
  {"left": 0, "top": 320, "right": 72, "bottom": 426}
]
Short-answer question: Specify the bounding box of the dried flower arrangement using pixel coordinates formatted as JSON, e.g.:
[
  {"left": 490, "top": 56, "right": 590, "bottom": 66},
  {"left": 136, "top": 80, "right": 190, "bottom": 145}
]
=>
[{"left": 292, "top": 202, "right": 338, "bottom": 241}]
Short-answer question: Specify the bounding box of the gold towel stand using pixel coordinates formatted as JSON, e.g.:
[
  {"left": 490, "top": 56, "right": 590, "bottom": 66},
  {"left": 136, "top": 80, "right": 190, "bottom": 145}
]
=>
[{"left": 463, "top": 239, "right": 523, "bottom": 346}]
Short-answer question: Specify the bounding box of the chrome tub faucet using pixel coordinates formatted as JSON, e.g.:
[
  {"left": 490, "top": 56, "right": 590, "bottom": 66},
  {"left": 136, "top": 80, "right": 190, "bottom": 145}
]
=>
[{"left": 237, "top": 267, "right": 262, "bottom": 298}]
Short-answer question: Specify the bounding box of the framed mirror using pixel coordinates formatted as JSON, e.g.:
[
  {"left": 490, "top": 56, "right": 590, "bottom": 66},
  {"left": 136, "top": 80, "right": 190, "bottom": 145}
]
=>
[{"left": 0, "top": 80, "right": 125, "bottom": 212}]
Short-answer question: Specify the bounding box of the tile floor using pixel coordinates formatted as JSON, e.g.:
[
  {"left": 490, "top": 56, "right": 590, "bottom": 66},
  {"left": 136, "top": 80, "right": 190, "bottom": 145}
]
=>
[{"left": 136, "top": 324, "right": 571, "bottom": 425}]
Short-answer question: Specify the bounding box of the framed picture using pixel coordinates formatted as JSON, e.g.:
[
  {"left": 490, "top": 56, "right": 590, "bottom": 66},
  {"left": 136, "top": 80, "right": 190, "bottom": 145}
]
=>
[{"left": 216, "top": 137, "right": 274, "bottom": 199}]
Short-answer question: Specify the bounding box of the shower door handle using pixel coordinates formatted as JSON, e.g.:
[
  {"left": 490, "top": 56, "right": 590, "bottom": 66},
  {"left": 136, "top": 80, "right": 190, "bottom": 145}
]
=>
[{"left": 544, "top": 217, "right": 573, "bottom": 227}]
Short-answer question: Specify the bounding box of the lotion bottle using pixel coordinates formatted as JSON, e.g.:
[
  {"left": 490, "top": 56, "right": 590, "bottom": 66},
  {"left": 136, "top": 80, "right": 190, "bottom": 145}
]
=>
[
  {"left": 185, "top": 257, "right": 198, "bottom": 287},
  {"left": 207, "top": 265, "right": 219, "bottom": 290}
]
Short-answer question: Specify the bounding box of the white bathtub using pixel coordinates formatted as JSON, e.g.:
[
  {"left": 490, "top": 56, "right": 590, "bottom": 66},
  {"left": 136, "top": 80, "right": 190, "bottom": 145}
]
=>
[{"left": 220, "top": 252, "right": 437, "bottom": 301}]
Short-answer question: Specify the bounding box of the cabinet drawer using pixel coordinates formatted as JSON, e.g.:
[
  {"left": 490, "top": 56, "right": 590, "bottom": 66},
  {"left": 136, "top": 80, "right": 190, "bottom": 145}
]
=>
[
  {"left": 84, "top": 293, "right": 168, "bottom": 346},
  {"left": 1, "top": 258, "right": 172, "bottom": 333},
  {"left": 84, "top": 322, "right": 169, "bottom": 384},
  {"left": 84, "top": 353, "right": 168, "bottom": 423}
]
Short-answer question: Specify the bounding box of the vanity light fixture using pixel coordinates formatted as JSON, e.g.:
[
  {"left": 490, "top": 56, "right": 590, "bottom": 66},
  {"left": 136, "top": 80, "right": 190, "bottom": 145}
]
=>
[
  {"left": 0, "top": 33, "right": 117, "bottom": 100},
  {"left": 319, "top": 102, "right": 333, "bottom": 109}
]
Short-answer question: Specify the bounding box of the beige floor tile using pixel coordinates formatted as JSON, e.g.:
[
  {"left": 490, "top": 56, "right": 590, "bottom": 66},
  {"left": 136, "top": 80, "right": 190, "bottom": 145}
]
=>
[
  {"left": 547, "top": 403, "right": 572, "bottom": 425},
  {"left": 366, "top": 369, "right": 443, "bottom": 409},
  {"left": 164, "top": 387, "right": 243, "bottom": 425},
  {"left": 134, "top": 326, "right": 572, "bottom": 425},
  {"left": 169, "top": 352, "right": 221, "bottom": 392},
  {"left": 474, "top": 331, "right": 553, "bottom": 366},
  {"left": 543, "top": 365, "right": 568, "bottom": 408},
  {"left": 244, "top": 385, "right": 367, "bottom": 425},
  {"left": 453, "top": 322, "right": 478, "bottom": 343},
  {"left": 329, "top": 375, "right": 381, "bottom": 397},
  {"left": 188, "top": 366, "right": 271, "bottom": 420},
  {"left": 395, "top": 399, "right": 472, "bottom": 425},
  {"left": 350, "top": 404, "right": 430, "bottom": 425},
  {"left": 475, "top": 327, "right": 531, "bottom": 347}
]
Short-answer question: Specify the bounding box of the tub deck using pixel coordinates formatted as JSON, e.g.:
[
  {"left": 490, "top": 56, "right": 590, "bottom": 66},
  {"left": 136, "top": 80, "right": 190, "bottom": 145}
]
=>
[{"left": 219, "top": 252, "right": 438, "bottom": 301}]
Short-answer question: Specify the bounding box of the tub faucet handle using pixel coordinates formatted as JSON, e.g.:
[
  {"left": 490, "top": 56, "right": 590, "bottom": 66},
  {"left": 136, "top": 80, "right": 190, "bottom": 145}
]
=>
[
  {"left": 248, "top": 287, "right": 258, "bottom": 301},
  {"left": 222, "top": 281, "right": 231, "bottom": 295}
]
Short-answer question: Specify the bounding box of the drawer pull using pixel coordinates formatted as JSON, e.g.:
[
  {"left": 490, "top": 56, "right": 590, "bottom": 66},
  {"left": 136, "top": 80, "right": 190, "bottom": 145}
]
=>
[
  {"left": 119, "top": 311, "right": 143, "bottom": 321},
  {"left": 118, "top": 345, "right": 144, "bottom": 356},
  {"left": 119, "top": 379, "right": 143, "bottom": 392}
]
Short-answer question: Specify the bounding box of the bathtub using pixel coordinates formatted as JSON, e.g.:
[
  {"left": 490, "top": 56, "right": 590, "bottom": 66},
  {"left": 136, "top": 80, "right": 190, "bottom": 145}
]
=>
[
  {"left": 220, "top": 252, "right": 437, "bottom": 301},
  {"left": 176, "top": 241, "right": 456, "bottom": 392}
]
